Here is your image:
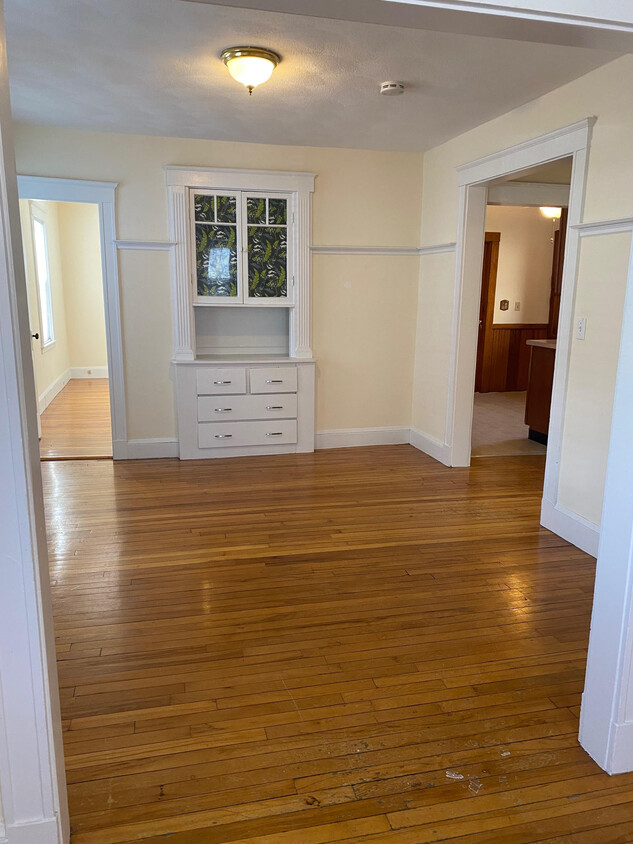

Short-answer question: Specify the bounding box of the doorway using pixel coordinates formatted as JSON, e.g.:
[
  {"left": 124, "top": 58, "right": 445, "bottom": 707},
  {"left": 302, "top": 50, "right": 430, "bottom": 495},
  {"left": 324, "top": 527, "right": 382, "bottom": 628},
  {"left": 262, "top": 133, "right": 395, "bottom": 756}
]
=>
[
  {"left": 471, "top": 196, "right": 569, "bottom": 458},
  {"left": 17, "top": 175, "right": 127, "bottom": 458},
  {"left": 20, "top": 198, "right": 112, "bottom": 459}
]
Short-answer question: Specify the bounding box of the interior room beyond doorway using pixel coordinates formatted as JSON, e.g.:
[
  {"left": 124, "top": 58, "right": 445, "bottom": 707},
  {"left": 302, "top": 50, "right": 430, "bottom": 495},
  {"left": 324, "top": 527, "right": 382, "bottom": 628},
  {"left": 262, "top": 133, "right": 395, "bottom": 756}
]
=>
[
  {"left": 472, "top": 159, "right": 571, "bottom": 459},
  {"left": 20, "top": 198, "right": 112, "bottom": 459}
]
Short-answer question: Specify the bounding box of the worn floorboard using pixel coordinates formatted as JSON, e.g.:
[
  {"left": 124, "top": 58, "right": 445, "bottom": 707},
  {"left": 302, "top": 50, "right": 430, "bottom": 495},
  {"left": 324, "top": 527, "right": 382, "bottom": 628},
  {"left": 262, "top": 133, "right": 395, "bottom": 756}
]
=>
[{"left": 41, "top": 446, "right": 626, "bottom": 843}]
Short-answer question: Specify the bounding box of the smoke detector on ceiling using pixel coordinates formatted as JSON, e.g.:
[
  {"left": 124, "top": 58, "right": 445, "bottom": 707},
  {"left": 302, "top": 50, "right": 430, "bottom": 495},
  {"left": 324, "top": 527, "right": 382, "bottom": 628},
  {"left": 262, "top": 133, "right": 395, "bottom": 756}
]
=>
[{"left": 380, "top": 81, "right": 405, "bottom": 96}]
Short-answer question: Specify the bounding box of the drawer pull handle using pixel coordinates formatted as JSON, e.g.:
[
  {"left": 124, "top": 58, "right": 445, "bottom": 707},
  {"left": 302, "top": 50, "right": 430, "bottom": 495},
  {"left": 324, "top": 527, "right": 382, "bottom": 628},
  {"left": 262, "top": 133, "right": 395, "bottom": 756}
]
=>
[
  {"left": 266, "top": 406, "right": 283, "bottom": 410},
  {"left": 213, "top": 380, "right": 232, "bottom": 385},
  {"left": 214, "top": 434, "right": 233, "bottom": 439},
  {"left": 266, "top": 379, "right": 283, "bottom": 384},
  {"left": 214, "top": 408, "right": 233, "bottom": 412},
  {"left": 266, "top": 432, "right": 283, "bottom": 437}
]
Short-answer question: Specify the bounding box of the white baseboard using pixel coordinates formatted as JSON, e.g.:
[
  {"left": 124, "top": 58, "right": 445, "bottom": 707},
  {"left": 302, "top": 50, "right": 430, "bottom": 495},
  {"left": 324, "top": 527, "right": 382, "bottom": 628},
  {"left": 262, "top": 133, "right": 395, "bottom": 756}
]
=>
[
  {"left": 37, "top": 369, "right": 70, "bottom": 414},
  {"left": 5, "top": 815, "right": 64, "bottom": 844},
  {"left": 315, "top": 426, "right": 410, "bottom": 450},
  {"left": 409, "top": 427, "right": 452, "bottom": 466},
  {"left": 580, "top": 718, "right": 633, "bottom": 775},
  {"left": 68, "top": 366, "right": 108, "bottom": 379},
  {"left": 117, "top": 438, "right": 179, "bottom": 460},
  {"left": 541, "top": 498, "right": 600, "bottom": 556}
]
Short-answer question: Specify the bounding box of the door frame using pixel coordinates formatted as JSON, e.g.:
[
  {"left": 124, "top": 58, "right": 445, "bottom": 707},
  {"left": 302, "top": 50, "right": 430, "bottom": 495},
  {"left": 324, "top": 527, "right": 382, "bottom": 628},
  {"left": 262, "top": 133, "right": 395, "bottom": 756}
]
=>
[
  {"left": 445, "top": 117, "right": 595, "bottom": 550},
  {"left": 17, "top": 176, "right": 127, "bottom": 457}
]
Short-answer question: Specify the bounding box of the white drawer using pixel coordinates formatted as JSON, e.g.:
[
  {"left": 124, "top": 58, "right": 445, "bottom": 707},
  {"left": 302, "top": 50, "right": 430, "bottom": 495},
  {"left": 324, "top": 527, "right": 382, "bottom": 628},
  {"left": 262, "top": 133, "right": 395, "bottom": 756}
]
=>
[
  {"left": 198, "top": 419, "right": 298, "bottom": 449},
  {"left": 249, "top": 366, "right": 297, "bottom": 394},
  {"left": 198, "top": 393, "right": 297, "bottom": 422},
  {"left": 196, "top": 368, "right": 246, "bottom": 396}
]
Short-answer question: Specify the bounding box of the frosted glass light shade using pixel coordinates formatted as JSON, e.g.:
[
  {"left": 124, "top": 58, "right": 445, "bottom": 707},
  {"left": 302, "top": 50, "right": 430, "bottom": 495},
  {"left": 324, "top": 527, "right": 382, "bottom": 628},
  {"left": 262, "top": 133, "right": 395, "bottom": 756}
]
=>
[
  {"left": 221, "top": 47, "right": 280, "bottom": 93},
  {"left": 540, "top": 206, "right": 562, "bottom": 219}
]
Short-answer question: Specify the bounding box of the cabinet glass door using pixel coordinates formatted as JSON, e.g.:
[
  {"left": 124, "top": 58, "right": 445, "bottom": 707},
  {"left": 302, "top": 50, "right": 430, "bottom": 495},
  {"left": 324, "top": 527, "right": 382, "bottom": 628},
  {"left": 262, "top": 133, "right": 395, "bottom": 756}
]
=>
[
  {"left": 194, "top": 192, "right": 240, "bottom": 300},
  {"left": 244, "top": 194, "right": 291, "bottom": 303}
]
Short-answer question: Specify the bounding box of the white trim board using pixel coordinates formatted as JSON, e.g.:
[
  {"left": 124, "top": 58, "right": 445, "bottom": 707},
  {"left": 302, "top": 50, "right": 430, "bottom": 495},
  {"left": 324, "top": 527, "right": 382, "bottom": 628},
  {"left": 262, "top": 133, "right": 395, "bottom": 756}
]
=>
[
  {"left": 165, "top": 165, "right": 316, "bottom": 193},
  {"left": 316, "top": 427, "right": 409, "bottom": 449},
  {"left": 17, "top": 175, "right": 127, "bottom": 460},
  {"left": 124, "top": 438, "right": 179, "bottom": 460},
  {"left": 115, "top": 240, "right": 175, "bottom": 251},
  {"left": 311, "top": 245, "right": 419, "bottom": 256},
  {"left": 37, "top": 369, "right": 70, "bottom": 414},
  {"left": 456, "top": 118, "right": 595, "bottom": 186},
  {"left": 541, "top": 499, "right": 600, "bottom": 557},
  {"left": 574, "top": 217, "right": 633, "bottom": 237},
  {"left": 311, "top": 243, "right": 457, "bottom": 256},
  {"left": 409, "top": 427, "right": 452, "bottom": 466},
  {"left": 68, "top": 367, "right": 108, "bottom": 379}
]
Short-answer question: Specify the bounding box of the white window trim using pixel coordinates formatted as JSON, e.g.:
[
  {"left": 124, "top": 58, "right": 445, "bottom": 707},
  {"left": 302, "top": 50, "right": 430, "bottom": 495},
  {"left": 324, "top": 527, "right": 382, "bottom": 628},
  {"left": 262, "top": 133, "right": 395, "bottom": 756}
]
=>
[
  {"left": 165, "top": 166, "right": 315, "bottom": 361},
  {"left": 29, "top": 202, "right": 56, "bottom": 352}
]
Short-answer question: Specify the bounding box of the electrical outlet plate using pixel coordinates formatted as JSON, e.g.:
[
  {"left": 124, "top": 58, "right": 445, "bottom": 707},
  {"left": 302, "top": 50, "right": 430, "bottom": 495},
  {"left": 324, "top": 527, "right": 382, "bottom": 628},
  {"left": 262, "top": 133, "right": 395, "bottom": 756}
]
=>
[{"left": 576, "top": 317, "right": 587, "bottom": 340}]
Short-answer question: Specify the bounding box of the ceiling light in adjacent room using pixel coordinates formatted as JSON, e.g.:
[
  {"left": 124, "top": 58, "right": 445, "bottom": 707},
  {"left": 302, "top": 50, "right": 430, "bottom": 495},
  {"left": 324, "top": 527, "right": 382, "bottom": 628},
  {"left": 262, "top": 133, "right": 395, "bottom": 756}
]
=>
[
  {"left": 221, "top": 47, "right": 280, "bottom": 95},
  {"left": 540, "top": 206, "right": 562, "bottom": 219}
]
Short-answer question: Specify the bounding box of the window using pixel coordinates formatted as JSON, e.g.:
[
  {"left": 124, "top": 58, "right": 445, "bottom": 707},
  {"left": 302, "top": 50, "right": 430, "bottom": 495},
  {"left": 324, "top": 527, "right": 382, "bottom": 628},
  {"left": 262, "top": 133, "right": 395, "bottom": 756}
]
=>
[
  {"left": 193, "top": 190, "right": 291, "bottom": 303},
  {"left": 31, "top": 210, "right": 55, "bottom": 347}
]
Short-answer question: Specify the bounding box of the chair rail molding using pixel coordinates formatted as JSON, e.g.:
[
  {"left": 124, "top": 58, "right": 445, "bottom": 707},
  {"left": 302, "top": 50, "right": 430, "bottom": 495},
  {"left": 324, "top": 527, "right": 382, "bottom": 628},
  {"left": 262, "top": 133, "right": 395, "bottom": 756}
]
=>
[
  {"left": 311, "top": 243, "right": 456, "bottom": 256},
  {"left": 114, "top": 240, "right": 176, "bottom": 251}
]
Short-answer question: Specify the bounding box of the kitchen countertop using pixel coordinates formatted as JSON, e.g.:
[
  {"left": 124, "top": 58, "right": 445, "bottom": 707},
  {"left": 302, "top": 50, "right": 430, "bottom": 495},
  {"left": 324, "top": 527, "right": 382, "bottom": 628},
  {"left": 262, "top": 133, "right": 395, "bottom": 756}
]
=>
[{"left": 526, "top": 339, "right": 556, "bottom": 350}]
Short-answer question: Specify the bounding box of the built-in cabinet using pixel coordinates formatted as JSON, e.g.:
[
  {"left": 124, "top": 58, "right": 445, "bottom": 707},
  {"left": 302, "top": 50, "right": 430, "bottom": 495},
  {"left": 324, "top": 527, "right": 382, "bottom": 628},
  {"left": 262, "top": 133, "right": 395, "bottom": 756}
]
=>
[{"left": 166, "top": 166, "right": 316, "bottom": 459}]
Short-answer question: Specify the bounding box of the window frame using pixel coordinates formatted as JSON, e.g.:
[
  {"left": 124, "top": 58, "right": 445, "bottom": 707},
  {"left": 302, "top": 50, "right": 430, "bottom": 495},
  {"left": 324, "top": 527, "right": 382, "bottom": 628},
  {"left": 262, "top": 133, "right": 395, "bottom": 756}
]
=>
[
  {"left": 166, "top": 165, "right": 315, "bottom": 361},
  {"left": 190, "top": 188, "right": 293, "bottom": 307},
  {"left": 29, "top": 203, "right": 56, "bottom": 351}
]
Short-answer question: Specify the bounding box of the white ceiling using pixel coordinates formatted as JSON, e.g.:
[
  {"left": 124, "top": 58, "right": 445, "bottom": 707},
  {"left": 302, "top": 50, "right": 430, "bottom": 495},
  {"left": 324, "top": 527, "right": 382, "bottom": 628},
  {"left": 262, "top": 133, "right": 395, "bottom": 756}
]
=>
[{"left": 5, "top": 0, "right": 618, "bottom": 152}]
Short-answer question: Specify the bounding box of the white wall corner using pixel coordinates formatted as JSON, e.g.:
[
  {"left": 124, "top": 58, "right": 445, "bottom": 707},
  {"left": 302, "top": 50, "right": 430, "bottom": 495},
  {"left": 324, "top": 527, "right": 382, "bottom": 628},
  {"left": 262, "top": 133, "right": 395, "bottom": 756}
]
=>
[
  {"left": 68, "top": 367, "right": 108, "bottom": 379},
  {"left": 124, "top": 438, "right": 179, "bottom": 459},
  {"left": 409, "top": 427, "right": 452, "bottom": 466},
  {"left": 540, "top": 498, "right": 600, "bottom": 557},
  {"left": 315, "top": 427, "right": 409, "bottom": 450}
]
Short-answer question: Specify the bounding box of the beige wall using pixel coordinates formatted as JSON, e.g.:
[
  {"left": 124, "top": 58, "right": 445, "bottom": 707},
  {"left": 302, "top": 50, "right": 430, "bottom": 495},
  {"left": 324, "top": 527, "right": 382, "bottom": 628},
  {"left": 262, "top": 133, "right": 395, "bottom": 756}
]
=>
[
  {"left": 14, "top": 127, "right": 423, "bottom": 438},
  {"left": 412, "top": 54, "right": 633, "bottom": 526},
  {"left": 56, "top": 201, "right": 107, "bottom": 370},
  {"left": 485, "top": 205, "right": 555, "bottom": 325},
  {"left": 20, "top": 198, "right": 106, "bottom": 406}
]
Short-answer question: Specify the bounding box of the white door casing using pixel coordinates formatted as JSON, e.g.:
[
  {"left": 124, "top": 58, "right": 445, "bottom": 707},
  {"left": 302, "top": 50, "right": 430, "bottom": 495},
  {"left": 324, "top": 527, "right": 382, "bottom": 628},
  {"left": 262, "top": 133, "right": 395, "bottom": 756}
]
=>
[
  {"left": 17, "top": 175, "right": 127, "bottom": 459},
  {"left": 0, "top": 1, "right": 68, "bottom": 839}
]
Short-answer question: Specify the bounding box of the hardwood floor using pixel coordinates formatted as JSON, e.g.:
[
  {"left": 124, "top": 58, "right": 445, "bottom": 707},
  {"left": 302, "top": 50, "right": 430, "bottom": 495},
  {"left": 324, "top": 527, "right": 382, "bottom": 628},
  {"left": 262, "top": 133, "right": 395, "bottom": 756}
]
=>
[
  {"left": 40, "top": 378, "right": 112, "bottom": 460},
  {"left": 43, "top": 446, "right": 633, "bottom": 843}
]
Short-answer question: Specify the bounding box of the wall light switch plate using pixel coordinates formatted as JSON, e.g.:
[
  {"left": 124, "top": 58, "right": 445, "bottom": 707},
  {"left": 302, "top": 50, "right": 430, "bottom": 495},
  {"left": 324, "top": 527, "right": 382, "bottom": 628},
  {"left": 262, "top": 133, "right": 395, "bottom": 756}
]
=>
[
  {"left": 576, "top": 317, "right": 587, "bottom": 340},
  {"left": 514, "top": 301, "right": 521, "bottom": 311}
]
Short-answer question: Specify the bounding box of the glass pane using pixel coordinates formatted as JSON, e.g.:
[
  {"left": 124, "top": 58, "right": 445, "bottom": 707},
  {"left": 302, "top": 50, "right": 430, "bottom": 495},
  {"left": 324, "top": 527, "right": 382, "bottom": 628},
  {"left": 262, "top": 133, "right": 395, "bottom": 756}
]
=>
[
  {"left": 247, "top": 196, "right": 266, "bottom": 224},
  {"left": 268, "top": 198, "right": 287, "bottom": 225},
  {"left": 248, "top": 226, "right": 287, "bottom": 298},
  {"left": 194, "top": 194, "right": 215, "bottom": 222},
  {"left": 216, "top": 195, "right": 236, "bottom": 224},
  {"left": 196, "top": 224, "right": 238, "bottom": 297}
]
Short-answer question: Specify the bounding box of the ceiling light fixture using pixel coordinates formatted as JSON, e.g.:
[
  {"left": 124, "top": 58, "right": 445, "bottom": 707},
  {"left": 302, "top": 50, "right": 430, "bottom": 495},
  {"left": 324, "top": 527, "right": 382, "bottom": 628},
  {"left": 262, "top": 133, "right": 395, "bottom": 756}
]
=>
[
  {"left": 540, "top": 206, "right": 562, "bottom": 219},
  {"left": 221, "top": 46, "right": 280, "bottom": 95}
]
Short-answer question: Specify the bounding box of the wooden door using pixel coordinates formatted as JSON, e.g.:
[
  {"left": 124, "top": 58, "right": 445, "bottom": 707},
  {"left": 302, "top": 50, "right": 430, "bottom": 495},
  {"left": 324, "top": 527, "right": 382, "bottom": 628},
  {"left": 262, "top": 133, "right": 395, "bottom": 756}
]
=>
[
  {"left": 548, "top": 207, "right": 568, "bottom": 339},
  {"left": 475, "top": 232, "right": 500, "bottom": 393}
]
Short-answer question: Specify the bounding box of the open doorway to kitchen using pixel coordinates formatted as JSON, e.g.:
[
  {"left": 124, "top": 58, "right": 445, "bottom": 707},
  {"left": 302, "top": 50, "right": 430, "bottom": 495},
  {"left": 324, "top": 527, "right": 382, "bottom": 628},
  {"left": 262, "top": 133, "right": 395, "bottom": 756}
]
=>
[{"left": 471, "top": 158, "right": 571, "bottom": 459}]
